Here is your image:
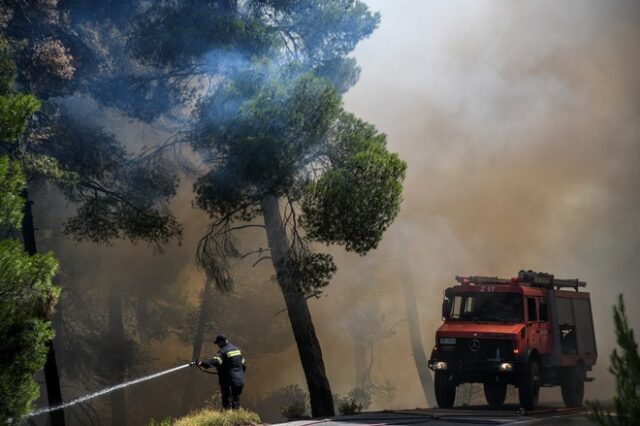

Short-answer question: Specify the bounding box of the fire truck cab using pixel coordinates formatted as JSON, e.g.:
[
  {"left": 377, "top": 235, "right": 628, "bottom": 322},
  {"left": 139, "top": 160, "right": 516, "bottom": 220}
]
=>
[{"left": 428, "top": 270, "right": 597, "bottom": 410}]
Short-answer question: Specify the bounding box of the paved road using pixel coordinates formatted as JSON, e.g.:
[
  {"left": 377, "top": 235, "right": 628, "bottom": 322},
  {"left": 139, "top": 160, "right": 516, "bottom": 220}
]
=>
[{"left": 273, "top": 405, "right": 598, "bottom": 426}]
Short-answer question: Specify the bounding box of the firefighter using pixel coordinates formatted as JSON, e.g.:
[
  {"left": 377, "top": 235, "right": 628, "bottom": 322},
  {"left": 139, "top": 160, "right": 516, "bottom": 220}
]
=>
[{"left": 197, "top": 334, "right": 246, "bottom": 409}]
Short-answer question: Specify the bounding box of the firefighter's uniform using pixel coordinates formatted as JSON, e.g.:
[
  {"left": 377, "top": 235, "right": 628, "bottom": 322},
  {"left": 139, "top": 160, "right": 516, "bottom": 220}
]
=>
[{"left": 202, "top": 342, "right": 246, "bottom": 409}]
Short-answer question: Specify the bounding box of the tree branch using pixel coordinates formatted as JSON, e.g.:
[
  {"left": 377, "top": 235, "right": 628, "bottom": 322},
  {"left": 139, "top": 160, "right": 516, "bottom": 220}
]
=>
[
  {"left": 219, "top": 224, "right": 265, "bottom": 235},
  {"left": 240, "top": 247, "right": 270, "bottom": 259},
  {"left": 252, "top": 256, "right": 272, "bottom": 268}
]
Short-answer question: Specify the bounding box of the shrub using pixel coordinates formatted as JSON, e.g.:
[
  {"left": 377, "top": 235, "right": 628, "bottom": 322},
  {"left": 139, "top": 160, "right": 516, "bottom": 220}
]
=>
[
  {"left": 281, "top": 400, "right": 310, "bottom": 421},
  {"left": 173, "top": 408, "right": 260, "bottom": 426},
  {"left": 335, "top": 387, "right": 371, "bottom": 416},
  {"left": 337, "top": 398, "right": 363, "bottom": 416},
  {"left": 251, "top": 384, "right": 309, "bottom": 422},
  {"left": 148, "top": 418, "right": 173, "bottom": 426}
]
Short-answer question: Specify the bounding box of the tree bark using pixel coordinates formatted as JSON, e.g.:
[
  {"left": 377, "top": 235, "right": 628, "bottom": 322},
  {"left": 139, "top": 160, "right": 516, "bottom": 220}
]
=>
[
  {"left": 21, "top": 188, "right": 66, "bottom": 426},
  {"left": 191, "top": 277, "right": 213, "bottom": 362},
  {"left": 261, "top": 195, "right": 335, "bottom": 418},
  {"left": 108, "top": 288, "right": 127, "bottom": 426},
  {"left": 354, "top": 341, "right": 369, "bottom": 389},
  {"left": 401, "top": 276, "right": 436, "bottom": 408},
  {"left": 182, "top": 277, "right": 214, "bottom": 412}
]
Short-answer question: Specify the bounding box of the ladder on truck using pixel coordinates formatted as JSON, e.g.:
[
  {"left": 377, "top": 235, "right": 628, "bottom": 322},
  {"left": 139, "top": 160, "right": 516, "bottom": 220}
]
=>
[
  {"left": 517, "top": 270, "right": 586, "bottom": 291},
  {"left": 455, "top": 270, "right": 586, "bottom": 291}
]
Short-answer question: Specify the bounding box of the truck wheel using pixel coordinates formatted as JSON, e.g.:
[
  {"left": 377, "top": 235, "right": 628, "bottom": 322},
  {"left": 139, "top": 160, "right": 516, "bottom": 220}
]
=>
[
  {"left": 434, "top": 371, "right": 456, "bottom": 408},
  {"left": 561, "top": 365, "right": 585, "bottom": 407},
  {"left": 518, "top": 360, "right": 540, "bottom": 410},
  {"left": 483, "top": 383, "right": 507, "bottom": 407}
]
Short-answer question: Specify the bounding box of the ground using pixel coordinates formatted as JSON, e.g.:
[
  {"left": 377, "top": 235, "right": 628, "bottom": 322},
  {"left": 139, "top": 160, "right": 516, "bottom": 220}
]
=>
[{"left": 273, "top": 405, "right": 598, "bottom": 426}]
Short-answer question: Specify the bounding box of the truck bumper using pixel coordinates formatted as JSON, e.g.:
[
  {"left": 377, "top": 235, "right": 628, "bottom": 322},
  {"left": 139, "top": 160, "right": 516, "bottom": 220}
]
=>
[{"left": 428, "top": 359, "right": 523, "bottom": 384}]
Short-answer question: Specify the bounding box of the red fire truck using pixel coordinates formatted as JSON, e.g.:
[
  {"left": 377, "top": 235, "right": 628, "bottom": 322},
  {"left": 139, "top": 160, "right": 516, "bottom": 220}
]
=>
[{"left": 428, "top": 270, "right": 597, "bottom": 410}]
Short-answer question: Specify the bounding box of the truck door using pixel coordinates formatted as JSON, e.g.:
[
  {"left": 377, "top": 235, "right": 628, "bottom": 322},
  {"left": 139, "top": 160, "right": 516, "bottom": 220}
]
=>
[
  {"left": 526, "top": 297, "right": 540, "bottom": 349},
  {"left": 537, "top": 297, "right": 552, "bottom": 353}
]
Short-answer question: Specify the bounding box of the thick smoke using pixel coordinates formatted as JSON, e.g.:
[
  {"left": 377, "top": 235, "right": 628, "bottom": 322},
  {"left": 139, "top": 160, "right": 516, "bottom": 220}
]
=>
[
  {"left": 327, "top": 0, "right": 640, "bottom": 405},
  {"left": 29, "top": 1, "right": 640, "bottom": 423}
]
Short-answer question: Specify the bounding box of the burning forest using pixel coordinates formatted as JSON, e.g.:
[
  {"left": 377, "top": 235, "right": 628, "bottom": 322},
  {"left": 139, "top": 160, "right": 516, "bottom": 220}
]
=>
[{"left": 1, "top": 1, "right": 639, "bottom": 426}]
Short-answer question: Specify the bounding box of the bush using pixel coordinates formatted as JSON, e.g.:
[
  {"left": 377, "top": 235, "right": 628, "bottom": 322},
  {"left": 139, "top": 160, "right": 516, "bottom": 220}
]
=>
[
  {"left": 281, "top": 401, "right": 310, "bottom": 421},
  {"left": 334, "top": 387, "right": 372, "bottom": 416},
  {"left": 173, "top": 409, "right": 260, "bottom": 426},
  {"left": 250, "top": 384, "right": 309, "bottom": 422},
  {"left": 148, "top": 418, "right": 173, "bottom": 426},
  {"left": 337, "top": 398, "right": 363, "bottom": 416}
]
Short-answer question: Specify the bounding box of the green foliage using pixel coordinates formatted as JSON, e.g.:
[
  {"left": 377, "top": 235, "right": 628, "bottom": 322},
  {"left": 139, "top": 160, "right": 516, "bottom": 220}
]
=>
[
  {"left": 253, "top": 0, "right": 380, "bottom": 65},
  {"left": 335, "top": 387, "right": 372, "bottom": 415},
  {"left": 17, "top": 150, "right": 78, "bottom": 185},
  {"left": 0, "top": 94, "right": 41, "bottom": 142},
  {"left": 282, "top": 251, "right": 337, "bottom": 295},
  {"left": 64, "top": 197, "right": 182, "bottom": 246},
  {"left": 250, "top": 384, "right": 309, "bottom": 422},
  {"left": 0, "top": 37, "right": 40, "bottom": 142},
  {"left": 27, "top": 112, "right": 183, "bottom": 245},
  {"left": 0, "top": 155, "right": 24, "bottom": 229},
  {"left": 194, "top": 69, "right": 342, "bottom": 216},
  {"left": 173, "top": 408, "right": 261, "bottom": 426},
  {"left": 192, "top": 5, "right": 405, "bottom": 296},
  {"left": 281, "top": 400, "right": 310, "bottom": 421},
  {"left": 0, "top": 29, "right": 181, "bottom": 247},
  {"left": 0, "top": 294, "right": 56, "bottom": 423},
  {"left": 302, "top": 123, "right": 407, "bottom": 254},
  {"left": 132, "top": 2, "right": 277, "bottom": 70},
  {"left": 0, "top": 160, "right": 59, "bottom": 424},
  {"left": 337, "top": 397, "right": 363, "bottom": 416},
  {"left": 148, "top": 417, "right": 174, "bottom": 426},
  {"left": 0, "top": 37, "right": 16, "bottom": 95},
  {"left": 0, "top": 45, "right": 59, "bottom": 423},
  {"left": 589, "top": 295, "right": 640, "bottom": 425}
]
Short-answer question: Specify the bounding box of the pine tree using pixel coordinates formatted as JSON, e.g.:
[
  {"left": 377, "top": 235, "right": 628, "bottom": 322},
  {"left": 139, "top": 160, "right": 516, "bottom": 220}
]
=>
[
  {"left": 192, "top": 62, "right": 406, "bottom": 417},
  {"left": 0, "top": 48, "right": 59, "bottom": 423},
  {"left": 589, "top": 295, "right": 640, "bottom": 425}
]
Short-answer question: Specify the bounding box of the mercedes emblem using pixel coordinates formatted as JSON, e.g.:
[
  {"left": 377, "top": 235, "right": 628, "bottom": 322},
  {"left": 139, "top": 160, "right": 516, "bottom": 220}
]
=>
[{"left": 469, "top": 338, "right": 481, "bottom": 352}]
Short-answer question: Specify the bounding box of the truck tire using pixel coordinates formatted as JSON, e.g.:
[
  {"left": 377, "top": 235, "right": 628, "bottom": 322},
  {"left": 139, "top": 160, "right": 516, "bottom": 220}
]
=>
[
  {"left": 561, "top": 365, "right": 585, "bottom": 407},
  {"left": 434, "top": 371, "right": 456, "bottom": 408},
  {"left": 518, "top": 360, "right": 540, "bottom": 410},
  {"left": 483, "top": 383, "right": 507, "bottom": 407}
]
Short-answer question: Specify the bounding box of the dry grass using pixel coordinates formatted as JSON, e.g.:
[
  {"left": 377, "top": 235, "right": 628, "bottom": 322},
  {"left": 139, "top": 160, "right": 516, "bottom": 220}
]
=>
[{"left": 173, "top": 408, "right": 261, "bottom": 426}]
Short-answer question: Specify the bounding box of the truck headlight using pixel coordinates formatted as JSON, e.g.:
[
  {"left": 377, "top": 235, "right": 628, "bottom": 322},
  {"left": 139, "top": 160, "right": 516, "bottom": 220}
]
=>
[
  {"left": 433, "top": 361, "right": 447, "bottom": 370},
  {"left": 499, "top": 362, "right": 513, "bottom": 372}
]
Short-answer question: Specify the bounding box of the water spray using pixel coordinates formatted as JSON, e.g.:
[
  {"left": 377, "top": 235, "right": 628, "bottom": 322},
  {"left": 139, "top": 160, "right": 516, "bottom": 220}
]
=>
[{"left": 27, "top": 363, "right": 195, "bottom": 418}]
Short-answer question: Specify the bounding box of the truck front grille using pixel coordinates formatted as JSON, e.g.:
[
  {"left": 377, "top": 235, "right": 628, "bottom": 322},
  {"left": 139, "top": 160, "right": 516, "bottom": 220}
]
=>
[{"left": 438, "top": 339, "right": 514, "bottom": 361}]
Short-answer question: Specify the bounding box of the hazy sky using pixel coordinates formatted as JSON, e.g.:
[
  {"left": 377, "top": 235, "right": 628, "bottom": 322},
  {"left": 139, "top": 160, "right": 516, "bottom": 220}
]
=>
[
  {"left": 330, "top": 0, "right": 640, "bottom": 403},
  {"left": 41, "top": 2, "right": 640, "bottom": 417}
]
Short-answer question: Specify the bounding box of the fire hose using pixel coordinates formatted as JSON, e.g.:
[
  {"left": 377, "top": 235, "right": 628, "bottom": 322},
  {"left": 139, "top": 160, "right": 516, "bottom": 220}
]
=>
[
  {"left": 190, "top": 359, "right": 218, "bottom": 375},
  {"left": 25, "top": 361, "right": 215, "bottom": 418}
]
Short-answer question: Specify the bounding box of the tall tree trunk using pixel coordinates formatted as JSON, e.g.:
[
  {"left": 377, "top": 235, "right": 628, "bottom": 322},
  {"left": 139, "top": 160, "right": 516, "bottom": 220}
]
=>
[
  {"left": 182, "top": 277, "right": 214, "bottom": 412},
  {"left": 261, "top": 195, "right": 335, "bottom": 418},
  {"left": 354, "top": 341, "right": 369, "bottom": 389},
  {"left": 191, "top": 277, "right": 213, "bottom": 362},
  {"left": 108, "top": 287, "right": 127, "bottom": 426},
  {"left": 401, "top": 275, "right": 436, "bottom": 408},
  {"left": 21, "top": 188, "right": 66, "bottom": 426}
]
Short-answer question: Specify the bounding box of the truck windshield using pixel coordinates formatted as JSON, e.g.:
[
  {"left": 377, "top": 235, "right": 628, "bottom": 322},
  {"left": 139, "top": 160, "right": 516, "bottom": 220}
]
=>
[{"left": 450, "top": 292, "right": 523, "bottom": 323}]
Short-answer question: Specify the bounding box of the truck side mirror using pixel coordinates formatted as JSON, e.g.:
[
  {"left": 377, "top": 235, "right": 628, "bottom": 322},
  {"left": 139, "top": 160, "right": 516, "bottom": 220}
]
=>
[
  {"left": 442, "top": 288, "right": 454, "bottom": 319},
  {"left": 442, "top": 299, "right": 451, "bottom": 319}
]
